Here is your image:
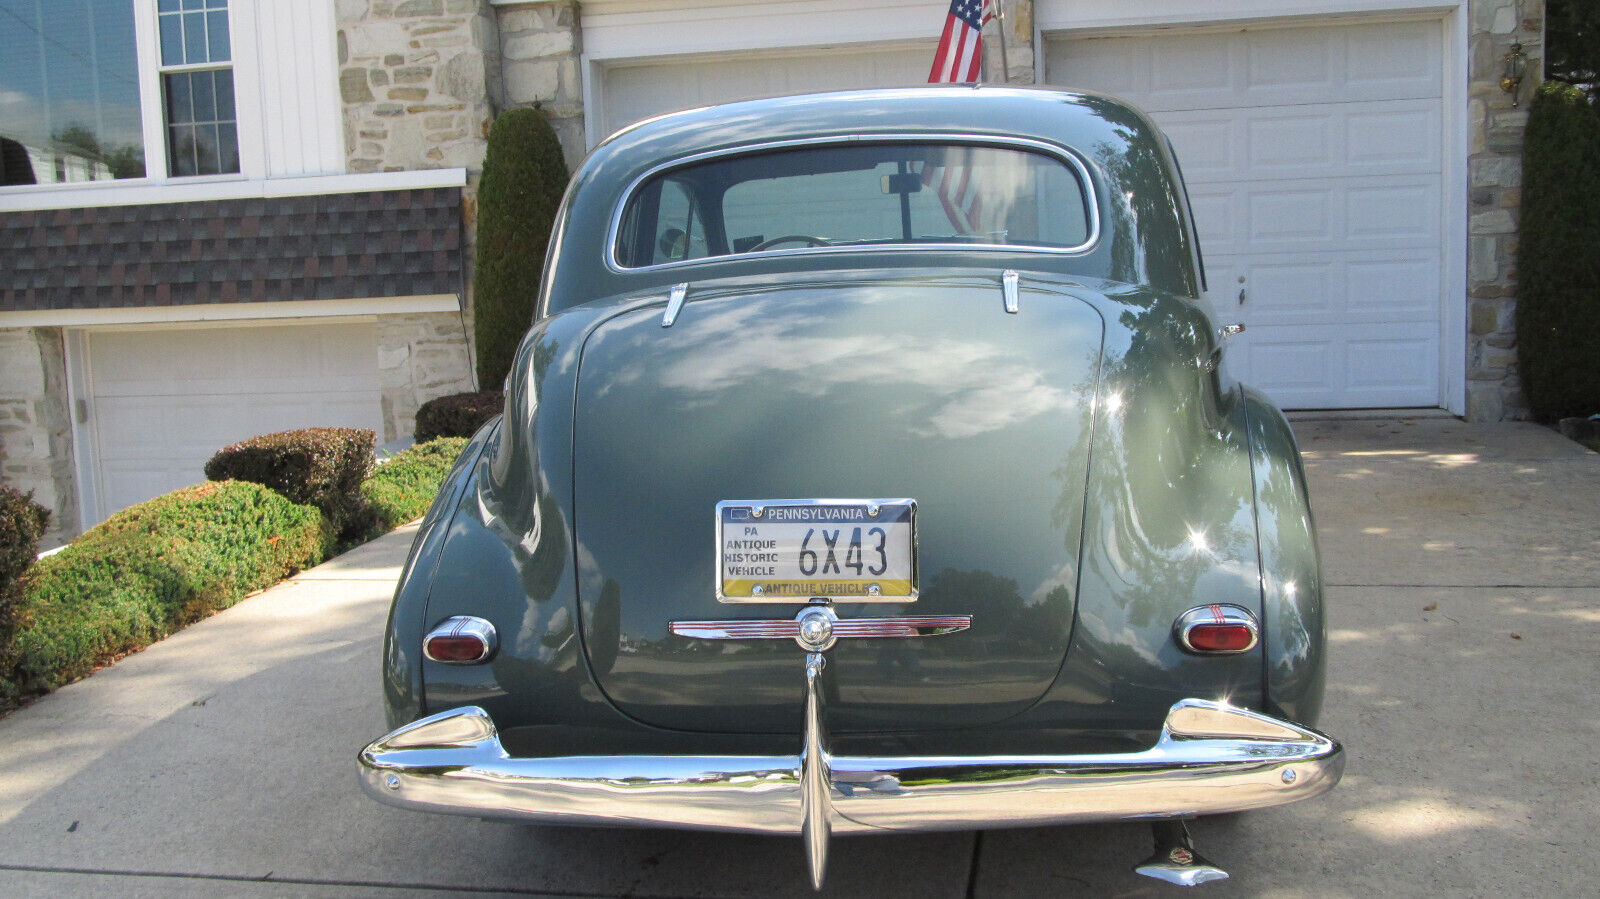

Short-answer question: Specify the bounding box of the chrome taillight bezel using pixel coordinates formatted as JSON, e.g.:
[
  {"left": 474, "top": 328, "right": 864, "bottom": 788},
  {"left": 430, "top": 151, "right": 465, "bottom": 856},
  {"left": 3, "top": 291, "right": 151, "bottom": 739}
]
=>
[
  {"left": 1173, "top": 604, "right": 1260, "bottom": 654},
  {"left": 423, "top": 616, "right": 498, "bottom": 664}
]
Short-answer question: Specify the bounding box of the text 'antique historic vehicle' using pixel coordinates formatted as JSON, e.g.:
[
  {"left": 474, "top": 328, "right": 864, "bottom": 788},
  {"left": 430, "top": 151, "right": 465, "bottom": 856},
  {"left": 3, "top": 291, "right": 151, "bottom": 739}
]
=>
[{"left": 358, "top": 86, "right": 1342, "bottom": 889}]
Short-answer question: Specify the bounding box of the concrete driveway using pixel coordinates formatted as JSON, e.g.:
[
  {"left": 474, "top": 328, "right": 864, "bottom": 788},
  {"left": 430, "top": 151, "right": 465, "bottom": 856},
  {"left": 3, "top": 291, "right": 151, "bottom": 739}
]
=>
[{"left": 2, "top": 417, "right": 1596, "bottom": 897}]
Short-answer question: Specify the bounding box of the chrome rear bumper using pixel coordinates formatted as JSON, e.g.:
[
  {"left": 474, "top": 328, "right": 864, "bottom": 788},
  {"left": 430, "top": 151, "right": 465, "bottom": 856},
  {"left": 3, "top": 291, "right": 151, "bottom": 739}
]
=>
[{"left": 359, "top": 694, "right": 1342, "bottom": 863}]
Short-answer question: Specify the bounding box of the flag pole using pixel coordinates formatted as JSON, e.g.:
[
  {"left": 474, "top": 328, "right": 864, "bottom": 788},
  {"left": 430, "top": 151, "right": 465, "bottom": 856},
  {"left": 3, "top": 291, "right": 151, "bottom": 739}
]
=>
[{"left": 992, "top": 1, "right": 1011, "bottom": 84}]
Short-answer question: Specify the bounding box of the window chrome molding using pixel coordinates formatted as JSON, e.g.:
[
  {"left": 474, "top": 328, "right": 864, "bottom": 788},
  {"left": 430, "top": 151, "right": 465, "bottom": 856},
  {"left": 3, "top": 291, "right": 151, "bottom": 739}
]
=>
[{"left": 605, "top": 133, "right": 1103, "bottom": 275}]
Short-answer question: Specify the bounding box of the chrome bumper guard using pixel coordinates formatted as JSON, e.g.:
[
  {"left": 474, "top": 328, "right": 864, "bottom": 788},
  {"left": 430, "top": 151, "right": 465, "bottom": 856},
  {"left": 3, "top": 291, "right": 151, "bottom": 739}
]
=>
[{"left": 360, "top": 656, "right": 1341, "bottom": 888}]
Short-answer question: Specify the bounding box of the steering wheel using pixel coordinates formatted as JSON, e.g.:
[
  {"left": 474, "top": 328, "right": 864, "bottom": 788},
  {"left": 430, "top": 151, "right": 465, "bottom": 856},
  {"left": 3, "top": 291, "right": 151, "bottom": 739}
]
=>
[{"left": 749, "top": 234, "right": 832, "bottom": 251}]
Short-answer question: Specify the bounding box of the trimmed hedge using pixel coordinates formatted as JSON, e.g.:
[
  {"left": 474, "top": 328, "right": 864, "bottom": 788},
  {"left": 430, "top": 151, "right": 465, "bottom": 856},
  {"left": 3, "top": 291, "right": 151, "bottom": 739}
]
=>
[
  {"left": 1517, "top": 82, "right": 1600, "bottom": 420},
  {"left": 414, "top": 391, "right": 504, "bottom": 442},
  {"left": 3, "top": 481, "right": 323, "bottom": 700},
  {"left": 474, "top": 107, "right": 569, "bottom": 391},
  {"left": 0, "top": 488, "right": 50, "bottom": 683},
  {"left": 363, "top": 437, "right": 469, "bottom": 532},
  {"left": 204, "top": 427, "right": 375, "bottom": 535}
]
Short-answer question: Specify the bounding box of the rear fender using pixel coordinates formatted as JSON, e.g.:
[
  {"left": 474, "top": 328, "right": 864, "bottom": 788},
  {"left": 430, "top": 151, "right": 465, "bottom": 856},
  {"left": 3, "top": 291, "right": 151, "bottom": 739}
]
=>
[
  {"left": 1243, "top": 393, "right": 1326, "bottom": 726},
  {"left": 382, "top": 418, "right": 499, "bottom": 728}
]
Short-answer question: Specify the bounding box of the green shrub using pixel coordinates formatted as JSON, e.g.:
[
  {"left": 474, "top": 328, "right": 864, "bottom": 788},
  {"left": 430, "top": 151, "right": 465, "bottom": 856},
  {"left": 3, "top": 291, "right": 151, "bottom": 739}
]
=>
[
  {"left": 1517, "top": 83, "right": 1600, "bottom": 420},
  {"left": 4, "top": 481, "right": 323, "bottom": 699},
  {"left": 414, "top": 391, "right": 504, "bottom": 442},
  {"left": 362, "top": 437, "right": 469, "bottom": 532},
  {"left": 0, "top": 488, "right": 50, "bottom": 688},
  {"left": 474, "top": 107, "right": 570, "bottom": 391},
  {"left": 1547, "top": 0, "right": 1599, "bottom": 101},
  {"left": 204, "top": 427, "right": 375, "bottom": 536}
]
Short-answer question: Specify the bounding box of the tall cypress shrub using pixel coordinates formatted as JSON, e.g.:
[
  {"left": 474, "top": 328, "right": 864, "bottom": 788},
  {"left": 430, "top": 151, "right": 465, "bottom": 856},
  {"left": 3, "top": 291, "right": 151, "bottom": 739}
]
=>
[
  {"left": 1517, "top": 82, "right": 1600, "bottom": 420},
  {"left": 473, "top": 108, "right": 570, "bottom": 392}
]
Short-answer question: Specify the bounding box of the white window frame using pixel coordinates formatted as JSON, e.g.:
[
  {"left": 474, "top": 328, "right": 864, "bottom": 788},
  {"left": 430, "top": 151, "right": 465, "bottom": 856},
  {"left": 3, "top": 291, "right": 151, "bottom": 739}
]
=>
[
  {"left": 132, "top": 0, "right": 260, "bottom": 184},
  {"left": 149, "top": 0, "right": 240, "bottom": 178}
]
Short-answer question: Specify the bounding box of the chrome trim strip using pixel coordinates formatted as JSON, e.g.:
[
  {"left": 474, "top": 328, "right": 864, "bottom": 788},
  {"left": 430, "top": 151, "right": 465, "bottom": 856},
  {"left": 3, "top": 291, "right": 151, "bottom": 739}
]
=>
[
  {"left": 670, "top": 607, "right": 972, "bottom": 650},
  {"left": 422, "top": 616, "right": 498, "bottom": 665},
  {"left": 1002, "top": 270, "right": 1020, "bottom": 313},
  {"left": 1173, "top": 603, "right": 1260, "bottom": 654},
  {"left": 661, "top": 282, "right": 688, "bottom": 327},
  {"left": 358, "top": 698, "right": 1343, "bottom": 840},
  {"left": 606, "top": 134, "right": 1102, "bottom": 275}
]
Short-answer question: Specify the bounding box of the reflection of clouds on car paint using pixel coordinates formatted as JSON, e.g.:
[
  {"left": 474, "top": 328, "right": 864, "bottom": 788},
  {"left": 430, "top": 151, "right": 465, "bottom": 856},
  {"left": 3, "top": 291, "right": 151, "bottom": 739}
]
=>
[{"left": 613, "top": 294, "right": 1076, "bottom": 439}]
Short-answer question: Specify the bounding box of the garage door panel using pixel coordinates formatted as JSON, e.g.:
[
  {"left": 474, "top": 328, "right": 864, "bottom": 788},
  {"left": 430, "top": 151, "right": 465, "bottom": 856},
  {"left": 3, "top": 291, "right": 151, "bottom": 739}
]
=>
[
  {"left": 1346, "top": 334, "right": 1436, "bottom": 391},
  {"left": 1210, "top": 249, "right": 1442, "bottom": 322},
  {"left": 89, "top": 327, "right": 376, "bottom": 397},
  {"left": 1050, "top": 20, "right": 1441, "bottom": 112},
  {"left": 1190, "top": 174, "right": 1440, "bottom": 256},
  {"left": 1347, "top": 257, "right": 1442, "bottom": 314},
  {"left": 1346, "top": 179, "right": 1440, "bottom": 242},
  {"left": 601, "top": 45, "right": 932, "bottom": 137},
  {"left": 1249, "top": 186, "right": 1337, "bottom": 243},
  {"left": 1242, "top": 324, "right": 1436, "bottom": 409},
  {"left": 83, "top": 322, "right": 384, "bottom": 524},
  {"left": 1159, "top": 99, "right": 1441, "bottom": 185}
]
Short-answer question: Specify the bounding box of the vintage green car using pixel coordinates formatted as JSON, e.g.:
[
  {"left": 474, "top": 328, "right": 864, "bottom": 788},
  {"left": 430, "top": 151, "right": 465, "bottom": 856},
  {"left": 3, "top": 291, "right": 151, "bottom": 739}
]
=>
[{"left": 358, "top": 85, "right": 1342, "bottom": 889}]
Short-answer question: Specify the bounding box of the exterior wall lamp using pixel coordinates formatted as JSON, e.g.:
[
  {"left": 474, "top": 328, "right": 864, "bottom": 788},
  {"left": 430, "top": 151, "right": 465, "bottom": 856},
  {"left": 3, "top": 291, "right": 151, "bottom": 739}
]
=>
[{"left": 1501, "top": 42, "right": 1527, "bottom": 106}]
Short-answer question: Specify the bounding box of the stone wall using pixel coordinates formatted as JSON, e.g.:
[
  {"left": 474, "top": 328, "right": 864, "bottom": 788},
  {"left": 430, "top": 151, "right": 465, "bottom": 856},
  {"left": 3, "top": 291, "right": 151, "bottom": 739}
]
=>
[
  {"left": 338, "top": 0, "right": 490, "bottom": 431},
  {"left": 985, "top": 0, "right": 1036, "bottom": 85},
  {"left": 337, "top": 0, "right": 499, "bottom": 173},
  {"left": 377, "top": 312, "right": 478, "bottom": 442},
  {"left": 1466, "top": 0, "right": 1542, "bottom": 421},
  {"left": 0, "top": 328, "right": 78, "bottom": 549},
  {"left": 493, "top": 1, "right": 586, "bottom": 167}
]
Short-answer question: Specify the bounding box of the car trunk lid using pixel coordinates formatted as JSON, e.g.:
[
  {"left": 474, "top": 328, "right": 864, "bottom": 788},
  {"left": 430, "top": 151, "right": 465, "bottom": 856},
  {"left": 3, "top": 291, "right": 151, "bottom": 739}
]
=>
[{"left": 571, "top": 274, "right": 1104, "bottom": 733}]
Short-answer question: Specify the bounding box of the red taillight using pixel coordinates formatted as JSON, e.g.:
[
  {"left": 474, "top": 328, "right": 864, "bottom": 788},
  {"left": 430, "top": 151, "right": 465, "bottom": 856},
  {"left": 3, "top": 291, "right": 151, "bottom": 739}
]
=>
[
  {"left": 424, "top": 634, "right": 490, "bottom": 663},
  {"left": 423, "top": 616, "right": 498, "bottom": 664},
  {"left": 1185, "top": 623, "right": 1256, "bottom": 653},
  {"left": 1173, "top": 604, "right": 1259, "bottom": 654}
]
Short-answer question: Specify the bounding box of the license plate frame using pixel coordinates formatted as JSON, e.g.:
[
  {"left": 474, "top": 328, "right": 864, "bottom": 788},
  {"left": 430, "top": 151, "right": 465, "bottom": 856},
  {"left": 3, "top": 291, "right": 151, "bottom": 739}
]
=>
[{"left": 716, "top": 499, "right": 918, "bottom": 603}]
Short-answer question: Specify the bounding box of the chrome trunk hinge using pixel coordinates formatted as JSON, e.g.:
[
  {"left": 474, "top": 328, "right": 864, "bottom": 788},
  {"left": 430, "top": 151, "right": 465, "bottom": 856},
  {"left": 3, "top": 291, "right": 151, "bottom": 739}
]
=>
[
  {"left": 1002, "top": 270, "right": 1020, "bottom": 313},
  {"left": 661, "top": 282, "right": 688, "bottom": 327}
]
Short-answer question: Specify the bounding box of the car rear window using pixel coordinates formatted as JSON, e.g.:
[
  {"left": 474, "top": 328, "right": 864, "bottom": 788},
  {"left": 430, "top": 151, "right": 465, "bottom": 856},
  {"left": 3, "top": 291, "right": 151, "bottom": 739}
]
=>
[{"left": 613, "top": 142, "right": 1093, "bottom": 268}]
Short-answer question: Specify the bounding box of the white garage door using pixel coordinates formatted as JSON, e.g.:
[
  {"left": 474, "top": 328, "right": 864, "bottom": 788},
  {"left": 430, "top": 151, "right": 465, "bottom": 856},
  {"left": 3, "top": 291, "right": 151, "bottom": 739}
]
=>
[
  {"left": 1047, "top": 19, "right": 1445, "bottom": 409},
  {"left": 80, "top": 322, "right": 383, "bottom": 525},
  {"left": 599, "top": 45, "right": 932, "bottom": 139}
]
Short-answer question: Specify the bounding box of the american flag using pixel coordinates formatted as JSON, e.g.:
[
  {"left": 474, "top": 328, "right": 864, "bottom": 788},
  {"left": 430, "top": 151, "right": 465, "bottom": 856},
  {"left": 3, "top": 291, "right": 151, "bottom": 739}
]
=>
[
  {"left": 924, "top": 1, "right": 994, "bottom": 233},
  {"left": 927, "top": 0, "right": 991, "bottom": 84}
]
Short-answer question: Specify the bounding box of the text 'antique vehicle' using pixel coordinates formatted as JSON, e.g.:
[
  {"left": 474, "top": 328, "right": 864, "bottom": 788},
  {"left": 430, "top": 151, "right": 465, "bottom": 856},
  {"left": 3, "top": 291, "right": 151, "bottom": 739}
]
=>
[{"left": 358, "top": 85, "right": 1343, "bottom": 889}]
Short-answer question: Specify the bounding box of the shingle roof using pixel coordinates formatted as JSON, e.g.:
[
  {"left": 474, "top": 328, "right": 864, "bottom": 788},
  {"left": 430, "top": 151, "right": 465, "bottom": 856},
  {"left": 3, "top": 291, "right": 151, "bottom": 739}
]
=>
[{"left": 0, "top": 187, "right": 463, "bottom": 311}]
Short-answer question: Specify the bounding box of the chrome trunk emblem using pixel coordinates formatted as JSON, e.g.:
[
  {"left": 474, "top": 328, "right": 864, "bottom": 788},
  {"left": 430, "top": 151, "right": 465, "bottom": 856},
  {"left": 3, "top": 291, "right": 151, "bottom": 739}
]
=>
[{"left": 670, "top": 602, "right": 971, "bottom": 652}]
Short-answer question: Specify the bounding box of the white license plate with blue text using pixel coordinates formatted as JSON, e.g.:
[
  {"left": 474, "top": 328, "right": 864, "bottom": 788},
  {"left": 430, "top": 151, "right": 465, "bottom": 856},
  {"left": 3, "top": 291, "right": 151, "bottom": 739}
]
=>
[{"left": 716, "top": 499, "right": 918, "bottom": 603}]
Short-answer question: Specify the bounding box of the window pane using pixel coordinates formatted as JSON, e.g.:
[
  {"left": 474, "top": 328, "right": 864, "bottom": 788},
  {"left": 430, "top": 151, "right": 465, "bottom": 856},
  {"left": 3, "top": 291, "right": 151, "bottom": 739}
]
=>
[
  {"left": 617, "top": 144, "right": 1091, "bottom": 266},
  {"left": 214, "top": 69, "right": 235, "bottom": 120},
  {"left": 183, "top": 12, "right": 207, "bottom": 63},
  {"left": 160, "top": 13, "right": 184, "bottom": 65},
  {"left": 0, "top": 0, "right": 148, "bottom": 184},
  {"left": 217, "top": 122, "right": 239, "bottom": 174},
  {"left": 169, "top": 125, "right": 196, "bottom": 176},
  {"left": 182, "top": 0, "right": 205, "bottom": 10},
  {"left": 207, "top": 10, "right": 230, "bottom": 62},
  {"left": 194, "top": 123, "right": 219, "bottom": 174},
  {"left": 191, "top": 70, "right": 216, "bottom": 123},
  {"left": 165, "top": 73, "right": 194, "bottom": 124},
  {"left": 158, "top": 0, "right": 181, "bottom": 11}
]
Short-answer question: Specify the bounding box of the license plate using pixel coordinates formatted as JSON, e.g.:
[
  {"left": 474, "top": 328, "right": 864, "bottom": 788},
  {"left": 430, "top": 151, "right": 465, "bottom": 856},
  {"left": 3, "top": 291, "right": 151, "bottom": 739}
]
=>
[{"left": 716, "top": 499, "right": 917, "bottom": 603}]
